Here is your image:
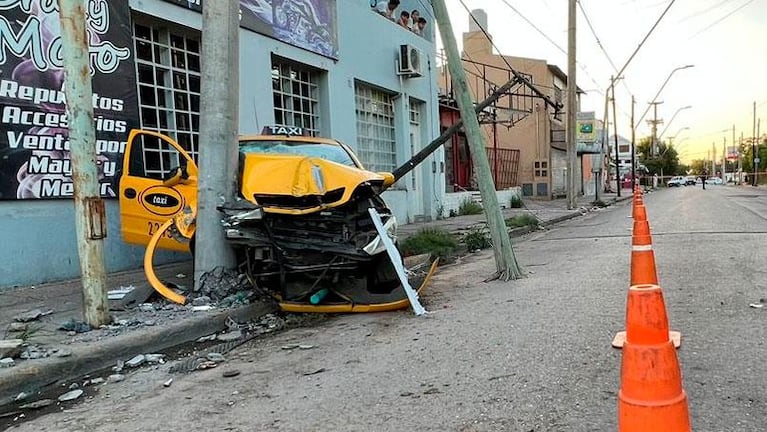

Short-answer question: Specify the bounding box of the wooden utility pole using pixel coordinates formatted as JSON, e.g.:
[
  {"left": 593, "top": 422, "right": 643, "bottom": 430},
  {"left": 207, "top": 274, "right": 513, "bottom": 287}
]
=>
[
  {"left": 566, "top": 0, "right": 577, "bottom": 209},
  {"left": 432, "top": 1, "right": 523, "bottom": 280},
  {"left": 195, "top": 1, "right": 241, "bottom": 287},
  {"left": 58, "top": 0, "right": 109, "bottom": 326}
]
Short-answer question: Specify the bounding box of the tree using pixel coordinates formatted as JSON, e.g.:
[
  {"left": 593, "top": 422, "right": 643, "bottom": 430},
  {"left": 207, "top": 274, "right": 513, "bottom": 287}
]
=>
[
  {"left": 637, "top": 136, "right": 682, "bottom": 176},
  {"left": 688, "top": 159, "right": 707, "bottom": 175}
]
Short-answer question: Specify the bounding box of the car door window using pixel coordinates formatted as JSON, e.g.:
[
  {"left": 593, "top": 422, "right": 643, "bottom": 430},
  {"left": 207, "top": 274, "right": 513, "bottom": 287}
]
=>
[{"left": 128, "top": 134, "right": 186, "bottom": 180}]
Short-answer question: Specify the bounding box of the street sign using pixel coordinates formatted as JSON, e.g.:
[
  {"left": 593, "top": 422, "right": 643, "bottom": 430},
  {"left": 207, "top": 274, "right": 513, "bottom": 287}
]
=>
[
  {"left": 755, "top": 157, "right": 761, "bottom": 164},
  {"left": 577, "top": 112, "right": 597, "bottom": 143}
]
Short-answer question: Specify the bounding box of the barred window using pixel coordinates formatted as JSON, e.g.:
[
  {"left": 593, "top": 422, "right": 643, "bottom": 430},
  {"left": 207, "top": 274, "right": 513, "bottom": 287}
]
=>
[
  {"left": 355, "top": 83, "right": 396, "bottom": 172},
  {"left": 133, "top": 19, "right": 200, "bottom": 178},
  {"left": 271, "top": 59, "right": 320, "bottom": 136}
]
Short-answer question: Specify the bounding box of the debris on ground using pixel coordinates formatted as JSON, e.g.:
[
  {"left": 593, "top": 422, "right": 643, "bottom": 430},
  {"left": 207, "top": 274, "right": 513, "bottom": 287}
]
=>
[
  {"left": 195, "top": 267, "right": 252, "bottom": 303},
  {"left": 145, "top": 354, "right": 165, "bottom": 364},
  {"left": 206, "top": 352, "right": 226, "bottom": 363},
  {"left": 302, "top": 367, "right": 326, "bottom": 376},
  {"left": 8, "top": 323, "right": 27, "bottom": 332},
  {"left": 125, "top": 354, "right": 146, "bottom": 368},
  {"left": 19, "top": 345, "right": 57, "bottom": 360},
  {"left": 191, "top": 296, "right": 211, "bottom": 307},
  {"left": 57, "top": 389, "right": 83, "bottom": 402},
  {"left": 14, "top": 309, "right": 53, "bottom": 323},
  {"left": 107, "top": 374, "right": 125, "bottom": 383},
  {"left": 107, "top": 286, "right": 135, "bottom": 300},
  {"left": 0, "top": 358, "right": 15, "bottom": 368},
  {"left": 222, "top": 370, "right": 240, "bottom": 378},
  {"left": 18, "top": 399, "right": 53, "bottom": 410},
  {"left": 216, "top": 330, "right": 242, "bottom": 342},
  {"left": 58, "top": 319, "right": 91, "bottom": 333},
  {"left": 138, "top": 303, "right": 155, "bottom": 312},
  {"left": 163, "top": 378, "right": 173, "bottom": 387},
  {"left": 0, "top": 340, "right": 23, "bottom": 358},
  {"left": 749, "top": 302, "right": 764, "bottom": 308},
  {"left": 89, "top": 378, "right": 105, "bottom": 385}
]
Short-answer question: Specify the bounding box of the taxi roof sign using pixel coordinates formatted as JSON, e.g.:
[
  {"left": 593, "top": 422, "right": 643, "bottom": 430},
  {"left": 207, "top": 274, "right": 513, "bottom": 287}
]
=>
[{"left": 262, "top": 125, "right": 308, "bottom": 136}]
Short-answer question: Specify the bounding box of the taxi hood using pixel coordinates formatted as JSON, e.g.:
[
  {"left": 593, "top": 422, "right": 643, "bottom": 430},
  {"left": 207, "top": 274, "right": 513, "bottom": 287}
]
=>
[{"left": 240, "top": 154, "right": 387, "bottom": 215}]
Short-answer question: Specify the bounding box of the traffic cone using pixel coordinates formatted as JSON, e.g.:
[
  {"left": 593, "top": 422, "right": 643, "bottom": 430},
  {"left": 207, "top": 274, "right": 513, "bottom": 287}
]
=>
[
  {"left": 630, "top": 219, "right": 657, "bottom": 286},
  {"left": 631, "top": 195, "right": 644, "bottom": 219},
  {"left": 613, "top": 219, "right": 681, "bottom": 349},
  {"left": 618, "top": 284, "right": 691, "bottom": 431}
]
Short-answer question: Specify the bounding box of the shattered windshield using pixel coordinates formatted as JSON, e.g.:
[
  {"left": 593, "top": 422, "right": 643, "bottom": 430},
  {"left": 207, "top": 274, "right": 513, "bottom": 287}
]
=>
[{"left": 239, "top": 140, "right": 357, "bottom": 167}]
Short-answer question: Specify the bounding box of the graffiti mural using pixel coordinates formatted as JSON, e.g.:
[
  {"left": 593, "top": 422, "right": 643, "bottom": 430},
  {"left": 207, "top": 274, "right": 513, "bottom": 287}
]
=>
[{"left": 161, "top": 0, "right": 339, "bottom": 58}]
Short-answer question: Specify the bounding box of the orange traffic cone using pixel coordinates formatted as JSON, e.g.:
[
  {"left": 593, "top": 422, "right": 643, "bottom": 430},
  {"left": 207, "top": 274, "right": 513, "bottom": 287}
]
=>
[
  {"left": 631, "top": 195, "right": 644, "bottom": 219},
  {"left": 630, "top": 219, "right": 657, "bottom": 286},
  {"left": 613, "top": 219, "right": 681, "bottom": 349},
  {"left": 618, "top": 284, "right": 691, "bottom": 431}
]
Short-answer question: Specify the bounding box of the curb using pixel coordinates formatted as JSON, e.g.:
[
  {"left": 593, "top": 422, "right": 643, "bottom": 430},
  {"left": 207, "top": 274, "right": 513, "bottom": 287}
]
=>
[{"left": 0, "top": 301, "right": 276, "bottom": 406}]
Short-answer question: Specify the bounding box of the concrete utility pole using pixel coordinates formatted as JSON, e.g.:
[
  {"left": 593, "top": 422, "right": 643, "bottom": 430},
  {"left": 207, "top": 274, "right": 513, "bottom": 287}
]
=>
[
  {"left": 753, "top": 101, "right": 757, "bottom": 186},
  {"left": 722, "top": 137, "right": 726, "bottom": 182},
  {"left": 631, "top": 96, "right": 636, "bottom": 188},
  {"left": 195, "top": 1, "right": 240, "bottom": 287},
  {"left": 611, "top": 83, "right": 620, "bottom": 196},
  {"left": 648, "top": 101, "right": 664, "bottom": 157},
  {"left": 432, "top": 0, "right": 523, "bottom": 280},
  {"left": 566, "top": 0, "right": 577, "bottom": 209},
  {"left": 58, "top": 0, "right": 109, "bottom": 327}
]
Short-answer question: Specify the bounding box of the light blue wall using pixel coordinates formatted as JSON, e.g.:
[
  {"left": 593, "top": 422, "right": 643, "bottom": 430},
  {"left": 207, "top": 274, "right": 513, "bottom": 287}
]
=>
[{"left": 0, "top": 0, "right": 443, "bottom": 288}]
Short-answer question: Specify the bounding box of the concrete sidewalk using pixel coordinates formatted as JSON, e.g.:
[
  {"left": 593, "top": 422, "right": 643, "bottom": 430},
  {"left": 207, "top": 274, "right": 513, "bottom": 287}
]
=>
[{"left": 0, "top": 191, "right": 631, "bottom": 407}]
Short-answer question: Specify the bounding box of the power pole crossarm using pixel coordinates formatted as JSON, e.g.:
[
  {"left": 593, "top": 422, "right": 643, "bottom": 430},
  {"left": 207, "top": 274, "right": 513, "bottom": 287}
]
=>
[
  {"left": 58, "top": 0, "right": 109, "bottom": 327},
  {"left": 432, "top": 0, "right": 523, "bottom": 280},
  {"left": 392, "top": 78, "right": 519, "bottom": 182}
]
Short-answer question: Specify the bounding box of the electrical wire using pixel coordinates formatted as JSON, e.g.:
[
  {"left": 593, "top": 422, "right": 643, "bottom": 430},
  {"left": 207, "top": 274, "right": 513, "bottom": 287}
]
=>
[
  {"left": 455, "top": 0, "right": 561, "bottom": 111},
  {"left": 689, "top": 0, "right": 756, "bottom": 39},
  {"left": 675, "top": 0, "right": 737, "bottom": 23},
  {"left": 493, "top": 0, "right": 605, "bottom": 93},
  {"left": 575, "top": 0, "right": 633, "bottom": 97},
  {"left": 576, "top": 0, "right": 619, "bottom": 75}
]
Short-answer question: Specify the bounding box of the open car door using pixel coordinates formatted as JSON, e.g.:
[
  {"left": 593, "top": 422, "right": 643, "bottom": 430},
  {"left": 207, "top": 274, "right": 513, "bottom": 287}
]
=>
[{"left": 119, "top": 130, "right": 198, "bottom": 252}]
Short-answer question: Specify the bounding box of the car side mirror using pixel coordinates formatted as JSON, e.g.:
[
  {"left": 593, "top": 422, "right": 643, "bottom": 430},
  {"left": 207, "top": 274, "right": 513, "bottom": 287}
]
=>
[{"left": 163, "top": 166, "right": 190, "bottom": 187}]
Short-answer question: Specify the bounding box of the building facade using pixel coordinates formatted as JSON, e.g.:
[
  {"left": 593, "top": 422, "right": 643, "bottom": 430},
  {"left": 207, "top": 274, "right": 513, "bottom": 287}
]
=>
[
  {"left": 438, "top": 11, "right": 593, "bottom": 200},
  {"left": 0, "top": 0, "right": 442, "bottom": 287}
]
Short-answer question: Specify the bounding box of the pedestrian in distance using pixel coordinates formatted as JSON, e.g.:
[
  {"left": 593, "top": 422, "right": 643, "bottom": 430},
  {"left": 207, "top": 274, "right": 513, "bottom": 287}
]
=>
[
  {"left": 397, "top": 10, "right": 410, "bottom": 28},
  {"left": 409, "top": 9, "right": 420, "bottom": 30},
  {"left": 372, "top": 0, "right": 399, "bottom": 20},
  {"left": 414, "top": 17, "right": 427, "bottom": 36},
  {"left": 702, "top": 169, "right": 707, "bottom": 190}
]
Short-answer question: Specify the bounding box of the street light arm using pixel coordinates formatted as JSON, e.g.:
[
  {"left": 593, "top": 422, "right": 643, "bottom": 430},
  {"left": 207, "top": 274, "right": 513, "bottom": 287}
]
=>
[
  {"left": 658, "top": 105, "right": 692, "bottom": 139},
  {"left": 635, "top": 64, "right": 694, "bottom": 127}
]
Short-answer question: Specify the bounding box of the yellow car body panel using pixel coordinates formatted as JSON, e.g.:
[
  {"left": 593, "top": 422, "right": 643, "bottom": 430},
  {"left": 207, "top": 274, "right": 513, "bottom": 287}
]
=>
[
  {"left": 120, "top": 130, "right": 390, "bottom": 249},
  {"left": 240, "top": 153, "right": 387, "bottom": 215}
]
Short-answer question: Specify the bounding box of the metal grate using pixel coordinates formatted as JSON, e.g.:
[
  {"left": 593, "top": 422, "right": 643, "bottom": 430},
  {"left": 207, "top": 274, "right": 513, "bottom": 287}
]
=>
[
  {"left": 486, "top": 147, "right": 520, "bottom": 188},
  {"left": 271, "top": 60, "right": 320, "bottom": 136},
  {"left": 355, "top": 83, "right": 396, "bottom": 172},
  {"left": 133, "top": 19, "right": 201, "bottom": 178}
]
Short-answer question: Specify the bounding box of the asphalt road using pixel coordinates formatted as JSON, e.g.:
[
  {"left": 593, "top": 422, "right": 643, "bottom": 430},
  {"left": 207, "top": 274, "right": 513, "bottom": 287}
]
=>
[{"left": 9, "top": 185, "right": 766, "bottom": 432}]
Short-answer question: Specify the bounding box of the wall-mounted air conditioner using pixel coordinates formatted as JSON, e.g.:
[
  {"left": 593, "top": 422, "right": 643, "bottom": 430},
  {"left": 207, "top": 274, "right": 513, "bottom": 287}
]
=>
[{"left": 397, "top": 44, "right": 423, "bottom": 78}]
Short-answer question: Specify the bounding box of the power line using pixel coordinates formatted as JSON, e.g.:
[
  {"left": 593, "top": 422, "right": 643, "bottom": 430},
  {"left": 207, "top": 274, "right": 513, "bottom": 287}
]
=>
[
  {"left": 676, "top": 0, "right": 737, "bottom": 23},
  {"left": 576, "top": 0, "right": 619, "bottom": 74},
  {"left": 456, "top": 0, "right": 561, "bottom": 111},
  {"left": 575, "top": 0, "right": 632, "bottom": 96},
  {"left": 493, "top": 0, "right": 603, "bottom": 91},
  {"left": 689, "top": 0, "right": 756, "bottom": 39}
]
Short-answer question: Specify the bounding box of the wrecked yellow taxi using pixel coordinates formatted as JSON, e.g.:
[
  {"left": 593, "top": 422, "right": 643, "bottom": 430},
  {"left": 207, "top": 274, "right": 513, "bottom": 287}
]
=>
[{"left": 119, "top": 127, "right": 434, "bottom": 312}]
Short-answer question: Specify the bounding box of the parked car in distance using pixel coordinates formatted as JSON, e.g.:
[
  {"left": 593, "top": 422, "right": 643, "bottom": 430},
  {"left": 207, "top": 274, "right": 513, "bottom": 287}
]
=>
[
  {"left": 684, "top": 176, "right": 697, "bottom": 186},
  {"left": 667, "top": 176, "right": 685, "bottom": 187},
  {"left": 705, "top": 176, "right": 723, "bottom": 185}
]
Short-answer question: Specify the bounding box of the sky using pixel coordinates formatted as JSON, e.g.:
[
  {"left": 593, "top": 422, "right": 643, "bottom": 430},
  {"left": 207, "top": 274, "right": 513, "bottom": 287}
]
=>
[{"left": 439, "top": 0, "right": 767, "bottom": 163}]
